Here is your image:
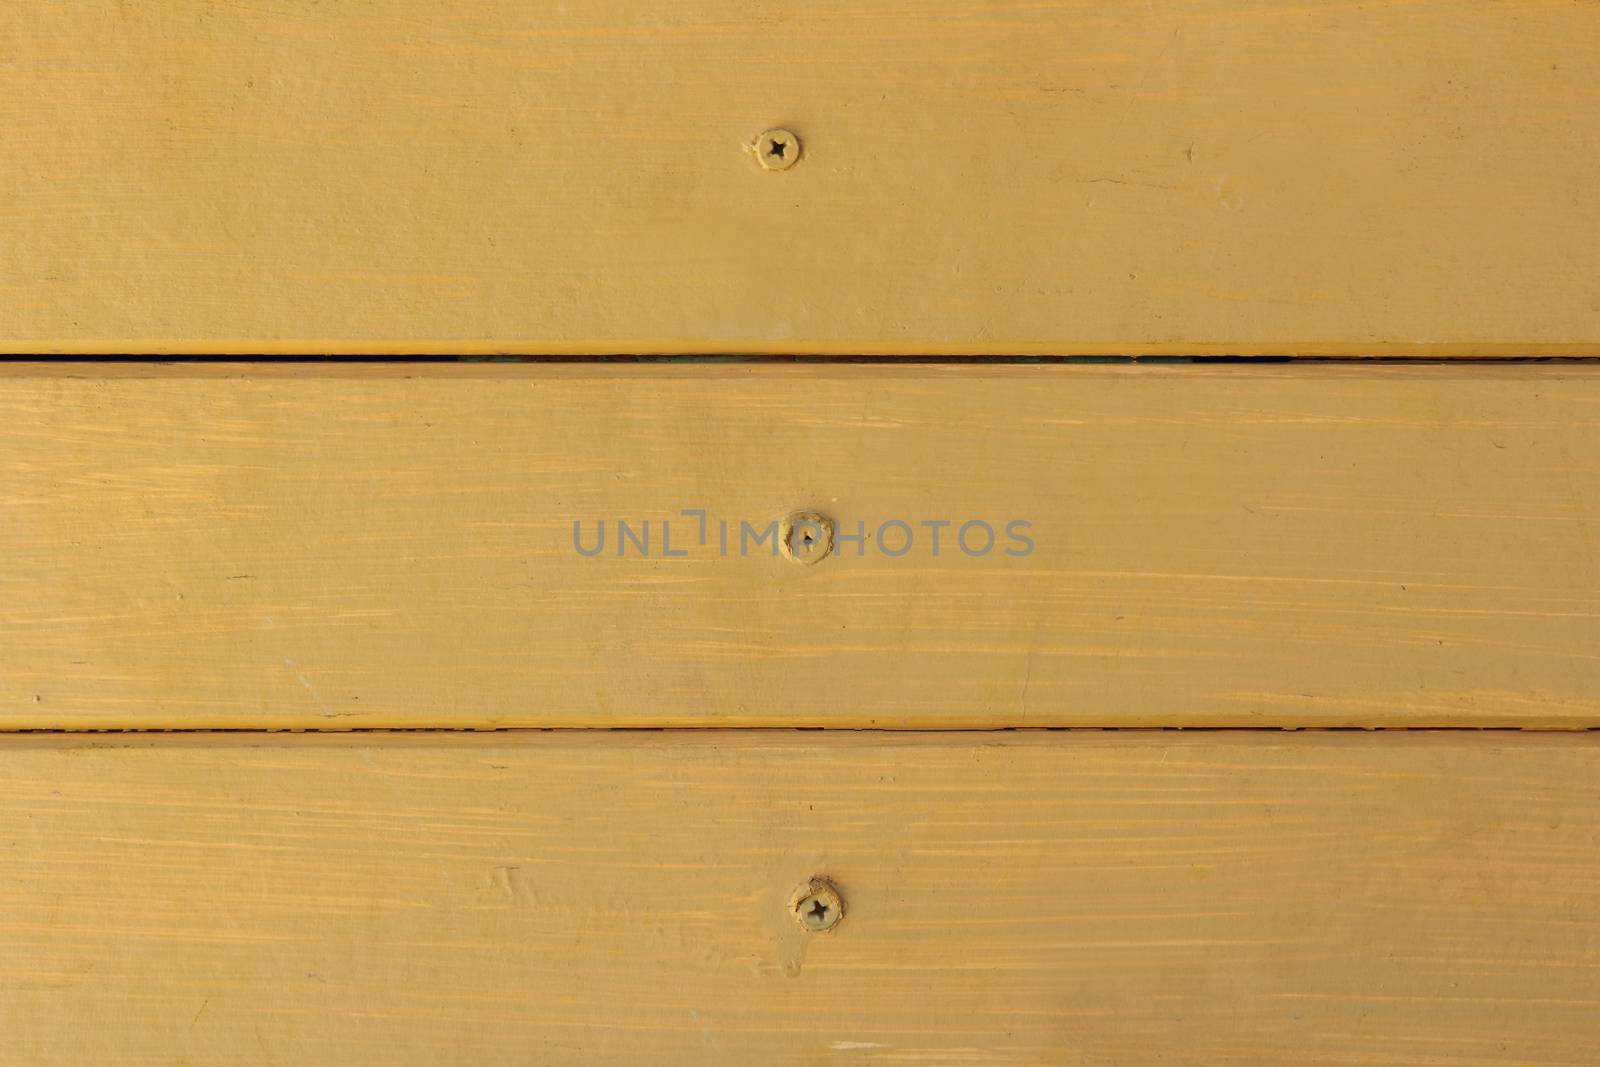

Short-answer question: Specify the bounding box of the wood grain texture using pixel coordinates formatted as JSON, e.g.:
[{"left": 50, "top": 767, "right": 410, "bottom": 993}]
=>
[
  {"left": 3, "top": 362, "right": 1599, "bottom": 729},
  {"left": 1, "top": 731, "right": 1597, "bottom": 1065},
  {"left": 3, "top": 1, "right": 1599, "bottom": 355}
]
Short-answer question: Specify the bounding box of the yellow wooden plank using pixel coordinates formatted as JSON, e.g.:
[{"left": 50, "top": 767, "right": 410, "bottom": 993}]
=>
[
  {"left": 3, "top": 1, "right": 1598, "bottom": 355},
  {"left": 2, "top": 362, "right": 1598, "bottom": 729},
  {"left": 1, "top": 731, "right": 1596, "bottom": 1064}
]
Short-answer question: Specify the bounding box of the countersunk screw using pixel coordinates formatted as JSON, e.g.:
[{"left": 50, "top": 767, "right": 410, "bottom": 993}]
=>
[
  {"left": 791, "top": 877, "right": 844, "bottom": 932},
  {"left": 754, "top": 128, "right": 802, "bottom": 171},
  {"left": 779, "top": 511, "right": 834, "bottom": 565}
]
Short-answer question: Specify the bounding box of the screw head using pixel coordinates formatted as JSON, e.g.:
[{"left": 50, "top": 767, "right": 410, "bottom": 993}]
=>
[
  {"left": 754, "top": 128, "right": 802, "bottom": 171},
  {"left": 779, "top": 511, "right": 834, "bottom": 565},
  {"left": 790, "top": 877, "right": 844, "bottom": 932}
]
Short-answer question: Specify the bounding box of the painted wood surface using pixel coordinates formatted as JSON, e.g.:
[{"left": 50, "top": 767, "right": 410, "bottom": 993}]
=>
[
  {"left": 2, "top": 731, "right": 1597, "bottom": 1065},
  {"left": 3, "top": 362, "right": 1598, "bottom": 729},
  {"left": 4, "top": 1, "right": 1599, "bottom": 355}
]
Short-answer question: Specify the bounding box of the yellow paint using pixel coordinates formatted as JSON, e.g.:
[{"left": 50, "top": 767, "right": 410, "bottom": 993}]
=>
[
  {"left": 1, "top": 731, "right": 1596, "bottom": 1064},
  {"left": 6, "top": 7, "right": 1597, "bottom": 1062},
  {"left": 4, "top": 1, "right": 1599, "bottom": 354},
  {"left": 3, "top": 362, "right": 1598, "bottom": 729}
]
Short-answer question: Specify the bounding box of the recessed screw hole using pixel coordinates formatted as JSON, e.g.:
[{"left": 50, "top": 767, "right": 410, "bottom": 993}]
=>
[
  {"left": 754, "top": 129, "right": 801, "bottom": 171},
  {"left": 779, "top": 511, "right": 834, "bottom": 565},
  {"left": 790, "top": 877, "right": 844, "bottom": 932}
]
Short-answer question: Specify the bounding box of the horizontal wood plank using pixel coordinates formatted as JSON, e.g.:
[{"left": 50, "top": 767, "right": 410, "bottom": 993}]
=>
[
  {"left": 1, "top": 731, "right": 1597, "bottom": 1065},
  {"left": 3, "top": 363, "right": 1599, "bottom": 728},
  {"left": 3, "top": 1, "right": 1599, "bottom": 355}
]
